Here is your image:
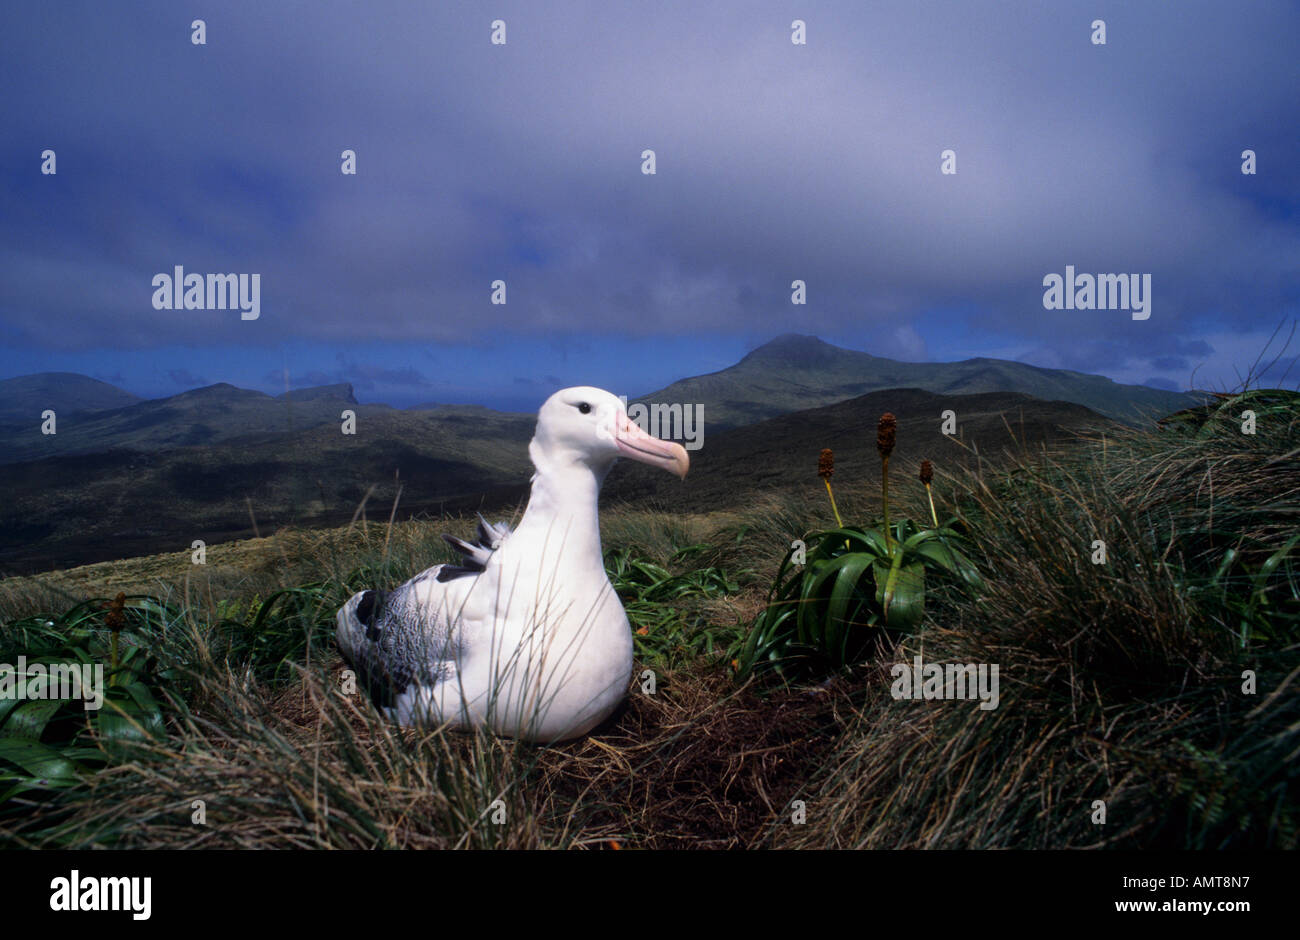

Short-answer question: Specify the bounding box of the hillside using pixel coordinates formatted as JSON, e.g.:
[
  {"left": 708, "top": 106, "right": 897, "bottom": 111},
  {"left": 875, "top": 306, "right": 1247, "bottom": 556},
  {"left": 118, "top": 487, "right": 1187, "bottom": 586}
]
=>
[
  {"left": 0, "top": 386, "right": 1106, "bottom": 574},
  {"left": 3, "top": 389, "right": 1292, "bottom": 855},
  {"left": 0, "top": 407, "right": 535, "bottom": 573},
  {"left": 0, "top": 382, "right": 388, "bottom": 464},
  {"left": 0, "top": 372, "right": 141, "bottom": 425},
  {"left": 0, "top": 335, "right": 1193, "bottom": 465},
  {"left": 0, "top": 339, "right": 1186, "bottom": 573},
  {"left": 604, "top": 387, "right": 1113, "bottom": 512},
  {"left": 634, "top": 334, "right": 1198, "bottom": 428}
]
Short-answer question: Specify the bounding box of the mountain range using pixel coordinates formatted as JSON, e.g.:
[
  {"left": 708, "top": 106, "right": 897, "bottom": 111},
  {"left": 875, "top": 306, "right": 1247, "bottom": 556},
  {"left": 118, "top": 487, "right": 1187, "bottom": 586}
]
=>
[
  {"left": 0, "top": 372, "right": 142, "bottom": 425},
  {"left": 603, "top": 385, "right": 1113, "bottom": 513},
  {"left": 0, "top": 335, "right": 1203, "bottom": 573},
  {"left": 635, "top": 334, "right": 1197, "bottom": 428}
]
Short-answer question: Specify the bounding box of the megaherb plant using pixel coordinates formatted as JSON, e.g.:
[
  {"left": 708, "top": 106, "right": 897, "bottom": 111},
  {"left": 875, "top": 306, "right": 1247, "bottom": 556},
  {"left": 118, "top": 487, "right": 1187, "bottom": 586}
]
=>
[
  {"left": 0, "top": 593, "right": 171, "bottom": 810},
  {"left": 740, "top": 413, "right": 981, "bottom": 680}
]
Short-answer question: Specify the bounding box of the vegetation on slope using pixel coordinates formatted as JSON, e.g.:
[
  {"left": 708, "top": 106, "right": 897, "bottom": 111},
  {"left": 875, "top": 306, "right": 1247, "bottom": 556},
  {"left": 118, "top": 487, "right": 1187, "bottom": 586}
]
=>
[
  {"left": 639, "top": 333, "right": 1199, "bottom": 428},
  {"left": 0, "top": 390, "right": 1294, "bottom": 849}
]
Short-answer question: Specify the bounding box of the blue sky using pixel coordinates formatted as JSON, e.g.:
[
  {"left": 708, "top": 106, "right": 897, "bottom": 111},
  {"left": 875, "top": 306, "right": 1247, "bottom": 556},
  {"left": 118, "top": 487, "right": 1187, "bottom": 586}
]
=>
[{"left": 2, "top": 1, "right": 1297, "bottom": 411}]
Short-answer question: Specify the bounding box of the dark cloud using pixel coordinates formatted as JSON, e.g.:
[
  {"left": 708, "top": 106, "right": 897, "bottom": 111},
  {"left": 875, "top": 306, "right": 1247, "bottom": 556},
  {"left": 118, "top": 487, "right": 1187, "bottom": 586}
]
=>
[
  {"left": 1252, "top": 353, "right": 1300, "bottom": 387},
  {"left": 266, "top": 363, "right": 431, "bottom": 393},
  {"left": 1168, "top": 339, "right": 1216, "bottom": 358},
  {"left": 265, "top": 369, "right": 337, "bottom": 389},
  {"left": 512, "top": 374, "right": 566, "bottom": 390},
  {"left": 166, "top": 369, "right": 208, "bottom": 388},
  {"left": 352, "top": 365, "right": 431, "bottom": 388},
  {"left": 1, "top": 1, "right": 1296, "bottom": 395}
]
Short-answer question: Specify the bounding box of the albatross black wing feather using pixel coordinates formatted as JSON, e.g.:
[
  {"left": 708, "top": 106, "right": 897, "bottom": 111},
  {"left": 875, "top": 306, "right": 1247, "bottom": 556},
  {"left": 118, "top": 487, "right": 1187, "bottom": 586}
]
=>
[{"left": 437, "top": 515, "right": 510, "bottom": 581}]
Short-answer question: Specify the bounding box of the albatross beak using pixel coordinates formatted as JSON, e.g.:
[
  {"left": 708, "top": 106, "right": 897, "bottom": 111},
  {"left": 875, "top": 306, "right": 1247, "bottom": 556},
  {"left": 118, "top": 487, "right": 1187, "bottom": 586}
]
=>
[{"left": 613, "top": 413, "right": 690, "bottom": 479}]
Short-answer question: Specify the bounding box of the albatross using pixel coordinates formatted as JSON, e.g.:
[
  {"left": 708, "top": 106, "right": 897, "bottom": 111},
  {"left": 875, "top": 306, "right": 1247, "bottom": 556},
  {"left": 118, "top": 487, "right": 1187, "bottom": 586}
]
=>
[{"left": 336, "top": 386, "right": 689, "bottom": 743}]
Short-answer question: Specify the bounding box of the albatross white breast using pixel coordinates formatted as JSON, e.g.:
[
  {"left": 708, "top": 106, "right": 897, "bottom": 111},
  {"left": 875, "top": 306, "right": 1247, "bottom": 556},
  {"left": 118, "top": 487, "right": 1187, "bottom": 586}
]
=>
[{"left": 335, "top": 386, "right": 689, "bottom": 743}]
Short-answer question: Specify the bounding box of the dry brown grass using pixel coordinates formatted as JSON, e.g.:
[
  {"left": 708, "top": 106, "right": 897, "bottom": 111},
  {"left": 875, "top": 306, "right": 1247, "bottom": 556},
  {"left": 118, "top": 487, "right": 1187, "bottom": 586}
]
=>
[{"left": 21, "top": 651, "right": 853, "bottom": 850}]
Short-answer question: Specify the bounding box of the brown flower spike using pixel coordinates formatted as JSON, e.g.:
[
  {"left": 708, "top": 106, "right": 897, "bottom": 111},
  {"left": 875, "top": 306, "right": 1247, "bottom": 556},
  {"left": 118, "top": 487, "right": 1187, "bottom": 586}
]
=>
[
  {"left": 105, "top": 591, "right": 126, "bottom": 632},
  {"left": 919, "top": 459, "right": 933, "bottom": 485},
  {"left": 877, "top": 413, "right": 897, "bottom": 458},
  {"left": 877, "top": 414, "right": 898, "bottom": 555}
]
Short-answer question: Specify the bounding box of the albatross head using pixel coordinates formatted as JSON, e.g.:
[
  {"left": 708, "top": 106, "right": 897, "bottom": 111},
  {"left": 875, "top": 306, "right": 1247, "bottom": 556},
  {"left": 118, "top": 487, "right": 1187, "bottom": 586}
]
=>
[{"left": 531, "top": 386, "right": 689, "bottom": 480}]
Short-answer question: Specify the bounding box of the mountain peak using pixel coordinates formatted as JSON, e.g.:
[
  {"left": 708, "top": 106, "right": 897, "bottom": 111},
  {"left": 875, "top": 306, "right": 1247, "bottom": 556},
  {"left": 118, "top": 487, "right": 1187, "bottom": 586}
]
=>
[
  {"left": 642, "top": 334, "right": 1199, "bottom": 428},
  {"left": 741, "top": 334, "right": 851, "bottom": 368},
  {"left": 172, "top": 383, "right": 265, "bottom": 402}
]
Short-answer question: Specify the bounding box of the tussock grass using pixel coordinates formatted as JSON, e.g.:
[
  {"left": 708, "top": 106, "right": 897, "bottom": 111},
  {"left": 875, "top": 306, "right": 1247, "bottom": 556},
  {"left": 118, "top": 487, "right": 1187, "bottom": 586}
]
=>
[
  {"left": 32, "top": 663, "right": 558, "bottom": 849},
  {"left": 773, "top": 407, "right": 1299, "bottom": 849},
  {"left": 2, "top": 392, "right": 1296, "bottom": 849}
]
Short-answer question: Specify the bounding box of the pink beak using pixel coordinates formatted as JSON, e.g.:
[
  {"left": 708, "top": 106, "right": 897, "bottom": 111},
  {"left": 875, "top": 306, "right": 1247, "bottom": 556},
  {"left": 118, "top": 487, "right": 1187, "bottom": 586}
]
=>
[{"left": 613, "top": 413, "right": 690, "bottom": 479}]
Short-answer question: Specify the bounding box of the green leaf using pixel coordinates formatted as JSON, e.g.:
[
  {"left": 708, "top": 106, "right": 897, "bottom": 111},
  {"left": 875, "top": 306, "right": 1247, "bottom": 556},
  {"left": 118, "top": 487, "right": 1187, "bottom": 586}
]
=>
[
  {"left": 92, "top": 695, "right": 163, "bottom": 756},
  {"left": 0, "top": 698, "right": 67, "bottom": 740},
  {"left": 0, "top": 695, "right": 23, "bottom": 729},
  {"left": 912, "top": 539, "right": 982, "bottom": 587},
  {"left": 117, "top": 679, "right": 162, "bottom": 718},
  {"left": 798, "top": 559, "right": 844, "bottom": 645},
  {"left": 825, "top": 553, "right": 876, "bottom": 659},
  {"left": 872, "top": 559, "right": 890, "bottom": 608},
  {"left": 0, "top": 737, "right": 86, "bottom": 785},
  {"left": 1258, "top": 534, "right": 1300, "bottom": 583},
  {"left": 873, "top": 550, "right": 926, "bottom": 633},
  {"left": 885, "top": 563, "right": 926, "bottom": 633},
  {"left": 812, "top": 527, "right": 889, "bottom": 558}
]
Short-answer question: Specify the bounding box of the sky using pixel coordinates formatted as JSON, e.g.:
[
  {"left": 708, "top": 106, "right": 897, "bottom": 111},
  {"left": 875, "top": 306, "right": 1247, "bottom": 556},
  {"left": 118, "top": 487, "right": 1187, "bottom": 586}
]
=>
[{"left": 2, "top": 1, "right": 1297, "bottom": 411}]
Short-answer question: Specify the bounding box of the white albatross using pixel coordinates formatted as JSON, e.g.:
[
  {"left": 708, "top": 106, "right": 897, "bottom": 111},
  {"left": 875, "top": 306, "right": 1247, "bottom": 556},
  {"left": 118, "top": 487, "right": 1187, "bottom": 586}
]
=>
[{"left": 336, "top": 386, "right": 689, "bottom": 742}]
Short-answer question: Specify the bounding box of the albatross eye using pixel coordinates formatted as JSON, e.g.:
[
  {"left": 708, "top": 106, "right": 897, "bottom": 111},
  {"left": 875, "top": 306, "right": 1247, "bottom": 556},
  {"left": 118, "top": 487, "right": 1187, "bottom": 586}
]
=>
[{"left": 577, "top": 402, "right": 592, "bottom": 414}]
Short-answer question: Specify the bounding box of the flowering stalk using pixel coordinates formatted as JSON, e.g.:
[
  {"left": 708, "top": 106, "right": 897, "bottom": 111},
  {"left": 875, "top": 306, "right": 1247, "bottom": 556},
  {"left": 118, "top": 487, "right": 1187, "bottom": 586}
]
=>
[
  {"left": 877, "top": 414, "right": 897, "bottom": 556},
  {"left": 105, "top": 591, "right": 126, "bottom": 684},
  {"left": 818, "top": 448, "right": 844, "bottom": 529},
  {"left": 920, "top": 459, "right": 939, "bottom": 528}
]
